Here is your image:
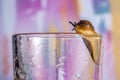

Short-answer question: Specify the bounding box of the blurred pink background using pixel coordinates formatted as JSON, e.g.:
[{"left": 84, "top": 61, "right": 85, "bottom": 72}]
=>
[{"left": 0, "top": 0, "right": 116, "bottom": 80}]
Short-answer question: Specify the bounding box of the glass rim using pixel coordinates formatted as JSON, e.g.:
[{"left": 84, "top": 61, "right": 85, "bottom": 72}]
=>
[{"left": 12, "top": 32, "right": 102, "bottom": 38}]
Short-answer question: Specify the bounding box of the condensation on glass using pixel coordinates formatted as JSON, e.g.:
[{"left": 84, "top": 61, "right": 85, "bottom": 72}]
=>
[{"left": 12, "top": 33, "right": 103, "bottom": 80}]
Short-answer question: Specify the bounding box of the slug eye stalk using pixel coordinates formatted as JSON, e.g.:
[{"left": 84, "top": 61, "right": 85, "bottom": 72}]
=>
[{"left": 69, "top": 21, "right": 77, "bottom": 30}]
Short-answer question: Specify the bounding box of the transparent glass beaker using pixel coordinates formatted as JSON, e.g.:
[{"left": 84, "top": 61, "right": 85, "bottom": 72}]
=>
[{"left": 12, "top": 33, "right": 103, "bottom": 80}]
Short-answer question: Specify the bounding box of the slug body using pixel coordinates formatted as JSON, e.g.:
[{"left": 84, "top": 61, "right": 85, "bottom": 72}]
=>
[{"left": 69, "top": 20, "right": 100, "bottom": 64}]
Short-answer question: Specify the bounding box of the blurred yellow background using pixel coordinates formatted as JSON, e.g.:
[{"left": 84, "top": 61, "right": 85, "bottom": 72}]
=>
[{"left": 111, "top": 0, "right": 120, "bottom": 79}]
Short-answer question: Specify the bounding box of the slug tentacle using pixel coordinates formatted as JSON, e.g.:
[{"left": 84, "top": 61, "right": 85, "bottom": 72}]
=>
[{"left": 69, "top": 21, "right": 77, "bottom": 30}]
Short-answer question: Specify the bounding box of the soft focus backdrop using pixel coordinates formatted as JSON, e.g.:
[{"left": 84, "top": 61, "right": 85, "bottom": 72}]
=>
[{"left": 0, "top": 0, "right": 118, "bottom": 80}]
